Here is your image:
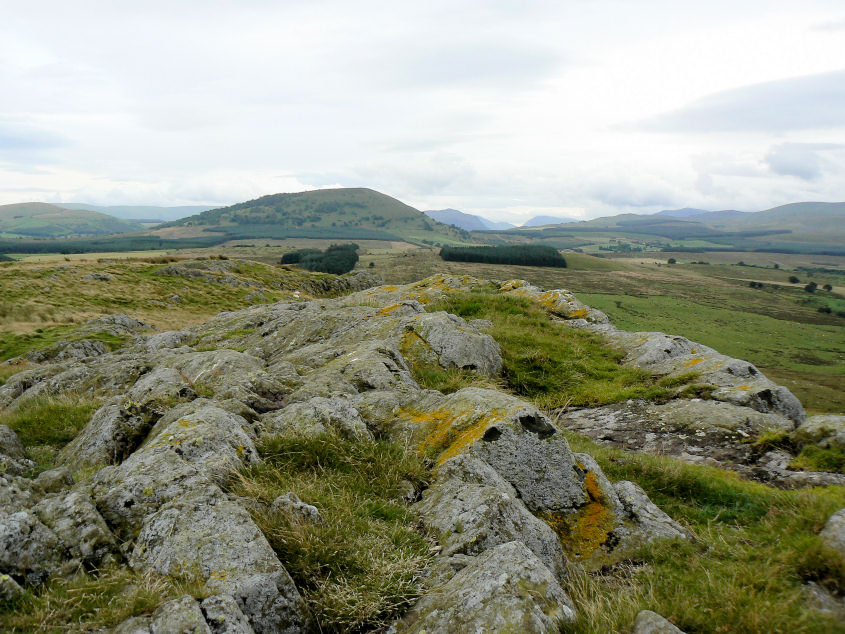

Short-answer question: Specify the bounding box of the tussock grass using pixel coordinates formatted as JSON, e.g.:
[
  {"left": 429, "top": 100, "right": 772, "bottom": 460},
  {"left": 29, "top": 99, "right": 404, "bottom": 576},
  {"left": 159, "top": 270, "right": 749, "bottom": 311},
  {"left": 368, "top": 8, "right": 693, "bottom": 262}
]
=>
[
  {"left": 0, "top": 568, "right": 202, "bottom": 632},
  {"left": 231, "top": 432, "right": 433, "bottom": 632},
  {"left": 561, "top": 431, "right": 845, "bottom": 633},
  {"left": 422, "top": 291, "right": 679, "bottom": 408},
  {"left": 1, "top": 395, "right": 100, "bottom": 473}
]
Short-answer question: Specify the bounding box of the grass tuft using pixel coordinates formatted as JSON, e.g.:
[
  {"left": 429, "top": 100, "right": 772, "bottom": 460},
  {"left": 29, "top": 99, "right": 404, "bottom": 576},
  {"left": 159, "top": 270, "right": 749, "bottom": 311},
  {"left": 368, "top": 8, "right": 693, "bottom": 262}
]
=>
[
  {"left": 1, "top": 394, "right": 100, "bottom": 473},
  {"left": 423, "top": 291, "right": 679, "bottom": 408},
  {"left": 230, "top": 432, "right": 433, "bottom": 632}
]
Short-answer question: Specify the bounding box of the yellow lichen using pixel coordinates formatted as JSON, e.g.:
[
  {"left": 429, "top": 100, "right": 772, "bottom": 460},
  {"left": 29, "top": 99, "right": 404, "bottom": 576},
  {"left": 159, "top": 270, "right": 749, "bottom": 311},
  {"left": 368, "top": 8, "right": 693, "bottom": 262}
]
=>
[
  {"left": 376, "top": 303, "right": 403, "bottom": 316},
  {"left": 684, "top": 358, "right": 704, "bottom": 367},
  {"left": 541, "top": 466, "right": 616, "bottom": 559}
]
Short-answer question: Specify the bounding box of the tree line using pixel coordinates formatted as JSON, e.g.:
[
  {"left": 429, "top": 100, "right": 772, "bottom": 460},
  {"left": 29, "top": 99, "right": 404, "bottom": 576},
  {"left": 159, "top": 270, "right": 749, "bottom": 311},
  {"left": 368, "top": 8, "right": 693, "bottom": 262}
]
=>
[
  {"left": 280, "top": 243, "right": 359, "bottom": 274},
  {"left": 439, "top": 244, "right": 567, "bottom": 268}
]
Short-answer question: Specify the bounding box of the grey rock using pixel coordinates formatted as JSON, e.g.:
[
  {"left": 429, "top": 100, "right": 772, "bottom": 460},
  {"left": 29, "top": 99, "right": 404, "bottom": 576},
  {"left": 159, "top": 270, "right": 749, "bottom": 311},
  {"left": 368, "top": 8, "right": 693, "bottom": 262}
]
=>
[
  {"left": 201, "top": 594, "right": 256, "bottom": 634},
  {"left": 130, "top": 489, "right": 307, "bottom": 634},
  {"left": 150, "top": 595, "right": 211, "bottom": 633},
  {"left": 127, "top": 366, "right": 197, "bottom": 412},
  {"left": 60, "top": 398, "right": 152, "bottom": 472},
  {"left": 409, "top": 311, "right": 502, "bottom": 376},
  {"left": 0, "top": 473, "right": 39, "bottom": 512},
  {"left": 0, "top": 509, "right": 65, "bottom": 585},
  {"left": 83, "top": 272, "right": 113, "bottom": 282},
  {"left": 33, "top": 467, "right": 74, "bottom": 493},
  {"left": 0, "top": 426, "right": 27, "bottom": 461},
  {"left": 821, "top": 508, "right": 845, "bottom": 556},
  {"left": 397, "top": 541, "right": 575, "bottom": 633},
  {"left": 418, "top": 454, "right": 568, "bottom": 581},
  {"left": 34, "top": 490, "right": 118, "bottom": 569},
  {"left": 613, "top": 481, "right": 687, "bottom": 542},
  {"left": 262, "top": 396, "right": 372, "bottom": 441},
  {"left": 270, "top": 492, "right": 323, "bottom": 524},
  {"left": 0, "top": 425, "right": 33, "bottom": 476},
  {"left": 795, "top": 415, "right": 845, "bottom": 450},
  {"left": 0, "top": 572, "right": 25, "bottom": 601},
  {"left": 633, "top": 609, "right": 685, "bottom": 633}
]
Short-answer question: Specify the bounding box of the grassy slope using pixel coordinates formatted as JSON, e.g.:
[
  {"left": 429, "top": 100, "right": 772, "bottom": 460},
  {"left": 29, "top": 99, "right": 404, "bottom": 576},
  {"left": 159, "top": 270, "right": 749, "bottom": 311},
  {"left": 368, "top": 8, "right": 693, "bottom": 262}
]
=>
[
  {"left": 3, "top": 251, "right": 845, "bottom": 631},
  {"left": 362, "top": 248, "right": 845, "bottom": 413},
  {"left": 0, "top": 202, "right": 142, "bottom": 237},
  {"left": 162, "top": 187, "right": 471, "bottom": 246}
]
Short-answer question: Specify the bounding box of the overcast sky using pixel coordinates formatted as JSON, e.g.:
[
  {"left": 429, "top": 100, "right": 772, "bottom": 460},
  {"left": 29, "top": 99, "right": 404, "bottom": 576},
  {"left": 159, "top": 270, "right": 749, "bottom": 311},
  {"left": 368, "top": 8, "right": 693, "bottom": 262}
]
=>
[{"left": 2, "top": 1, "right": 845, "bottom": 222}]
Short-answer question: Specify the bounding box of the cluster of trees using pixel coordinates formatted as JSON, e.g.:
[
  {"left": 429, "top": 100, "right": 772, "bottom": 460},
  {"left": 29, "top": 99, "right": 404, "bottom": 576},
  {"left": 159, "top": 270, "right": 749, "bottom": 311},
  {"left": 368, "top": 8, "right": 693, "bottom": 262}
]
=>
[
  {"left": 280, "top": 243, "right": 359, "bottom": 274},
  {"left": 439, "top": 244, "right": 567, "bottom": 268}
]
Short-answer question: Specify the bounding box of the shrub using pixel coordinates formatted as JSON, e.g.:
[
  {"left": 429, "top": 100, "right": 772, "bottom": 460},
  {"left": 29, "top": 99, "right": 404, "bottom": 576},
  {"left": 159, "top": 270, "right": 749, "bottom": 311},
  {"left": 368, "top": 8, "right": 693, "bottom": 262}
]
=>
[
  {"left": 823, "top": 284, "right": 833, "bottom": 291},
  {"left": 667, "top": 258, "right": 677, "bottom": 264},
  {"left": 805, "top": 281, "right": 818, "bottom": 293},
  {"left": 789, "top": 276, "right": 800, "bottom": 284}
]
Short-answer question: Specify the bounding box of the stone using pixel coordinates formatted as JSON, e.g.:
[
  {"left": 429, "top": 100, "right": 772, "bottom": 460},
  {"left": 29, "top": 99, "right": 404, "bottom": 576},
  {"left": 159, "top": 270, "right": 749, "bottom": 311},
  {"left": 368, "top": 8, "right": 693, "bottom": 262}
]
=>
[
  {"left": 33, "top": 467, "right": 74, "bottom": 493},
  {"left": 129, "top": 489, "right": 307, "bottom": 634},
  {"left": 0, "top": 509, "right": 65, "bottom": 585},
  {"left": 821, "top": 508, "right": 845, "bottom": 556},
  {"left": 60, "top": 398, "right": 152, "bottom": 472},
  {"left": 795, "top": 415, "right": 845, "bottom": 450},
  {"left": 0, "top": 424, "right": 34, "bottom": 476},
  {"left": 201, "top": 594, "right": 255, "bottom": 634},
  {"left": 613, "top": 481, "right": 687, "bottom": 542},
  {"left": 417, "top": 454, "right": 568, "bottom": 581},
  {"left": 34, "top": 490, "right": 118, "bottom": 569},
  {"left": 396, "top": 541, "right": 575, "bottom": 633},
  {"left": 83, "top": 272, "right": 113, "bottom": 282},
  {"left": 0, "top": 572, "right": 25, "bottom": 601},
  {"left": 150, "top": 595, "right": 211, "bottom": 633},
  {"left": 408, "top": 311, "right": 503, "bottom": 376},
  {"left": 633, "top": 609, "right": 685, "bottom": 633},
  {"left": 270, "top": 492, "right": 323, "bottom": 524},
  {"left": 262, "top": 396, "right": 372, "bottom": 441},
  {"left": 110, "top": 616, "right": 152, "bottom": 633}
]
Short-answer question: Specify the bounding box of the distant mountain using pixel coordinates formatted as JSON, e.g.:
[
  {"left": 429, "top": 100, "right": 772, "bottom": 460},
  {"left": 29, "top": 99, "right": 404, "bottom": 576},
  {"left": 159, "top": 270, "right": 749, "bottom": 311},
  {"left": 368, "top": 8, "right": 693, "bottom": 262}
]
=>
[
  {"left": 695, "top": 202, "right": 845, "bottom": 240},
  {"left": 655, "top": 207, "right": 712, "bottom": 218},
  {"left": 59, "top": 203, "right": 218, "bottom": 222},
  {"left": 0, "top": 202, "right": 143, "bottom": 238},
  {"left": 164, "top": 187, "right": 469, "bottom": 245},
  {"left": 522, "top": 215, "right": 579, "bottom": 227},
  {"left": 424, "top": 209, "right": 515, "bottom": 231}
]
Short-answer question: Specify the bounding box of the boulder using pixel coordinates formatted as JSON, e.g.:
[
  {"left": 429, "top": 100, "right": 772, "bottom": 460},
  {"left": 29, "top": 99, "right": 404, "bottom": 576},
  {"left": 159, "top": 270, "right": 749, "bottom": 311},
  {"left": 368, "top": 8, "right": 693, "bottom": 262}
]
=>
[
  {"left": 0, "top": 425, "right": 33, "bottom": 476},
  {"left": 821, "top": 508, "right": 845, "bottom": 556},
  {"left": 396, "top": 541, "right": 575, "bottom": 633},
  {"left": 633, "top": 609, "right": 685, "bottom": 633},
  {"left": 262, "top": 396, "right": 372, "bottom": 441},
  {"left": 129, "top": 488, "right": 308, "bottom": 634},
  {"left": 417, "top": 454, "right": 568, "bottom": 581},
  {"left": 0, "top": 509, "right": 67, "bottom": 585},
  {"left": 795, "top": 415, "right": 845, "bottom": 450},
  {"left": 34, "top": 490, "right": 118, "bottom": 569},
  {"left": 613, "top": 481, "right": 687, "bottom": 542},
  {"left": 0, "top": 572, "right": 25, "bottom": 601},
  {"left": 150, "top": 595, "right": 211, "bottom": 633},
  {"left": 201, "top": 594, "right": 255, "bottom": 634}
]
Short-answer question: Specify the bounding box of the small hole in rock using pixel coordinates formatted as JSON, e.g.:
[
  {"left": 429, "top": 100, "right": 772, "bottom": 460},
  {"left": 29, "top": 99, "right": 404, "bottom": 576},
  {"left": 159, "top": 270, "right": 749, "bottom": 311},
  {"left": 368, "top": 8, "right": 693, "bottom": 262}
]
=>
[{"left": 482, "top": 426, "right": 502, "bottom": 442}]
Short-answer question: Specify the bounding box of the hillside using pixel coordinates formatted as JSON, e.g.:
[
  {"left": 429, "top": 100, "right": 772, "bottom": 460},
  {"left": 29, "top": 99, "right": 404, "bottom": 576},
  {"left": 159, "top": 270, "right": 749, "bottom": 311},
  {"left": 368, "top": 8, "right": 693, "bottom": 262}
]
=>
[
  {"left": 60, "top": 203, "right": 219, "bottom": 222},
  {"left": 0, "top": 203, "right": 143, "bottom": 238},
  {"left": 424, "top": 208, "right": 514, "bottom": 231},
  {"left": 166, "top": 187, "right": 470, "bottom": 245},
  {"left": 523, "top": 214, "right": 579, "bottom": 226},
  {"left": 2, "top": 266, "right": 844, "bottom": 632}
]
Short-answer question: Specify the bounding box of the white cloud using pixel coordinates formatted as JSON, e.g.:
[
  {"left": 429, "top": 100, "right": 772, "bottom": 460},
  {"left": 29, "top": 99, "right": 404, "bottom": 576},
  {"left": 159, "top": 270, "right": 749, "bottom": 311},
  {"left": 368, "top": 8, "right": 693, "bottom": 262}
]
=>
[{"left": 1, "top": 1, "right": 845, "bottom": 218}]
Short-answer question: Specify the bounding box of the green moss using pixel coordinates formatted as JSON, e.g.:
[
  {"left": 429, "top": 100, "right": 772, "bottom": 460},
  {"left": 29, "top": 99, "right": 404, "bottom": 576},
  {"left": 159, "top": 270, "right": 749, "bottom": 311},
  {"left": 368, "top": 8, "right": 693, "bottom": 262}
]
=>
[{"left": 790, "top": 444, "right": 845, "bottom": 474}]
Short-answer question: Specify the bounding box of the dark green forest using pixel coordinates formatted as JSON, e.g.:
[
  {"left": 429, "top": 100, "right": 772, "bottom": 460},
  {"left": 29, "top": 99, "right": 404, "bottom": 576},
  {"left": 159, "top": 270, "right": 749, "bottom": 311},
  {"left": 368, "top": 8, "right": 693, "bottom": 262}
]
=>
[
  {"left": 439, "top": 244, "right": 567, "bottom": 267},
  {"left": 281, "top": 243, "right": 360, "bottom": 274}
]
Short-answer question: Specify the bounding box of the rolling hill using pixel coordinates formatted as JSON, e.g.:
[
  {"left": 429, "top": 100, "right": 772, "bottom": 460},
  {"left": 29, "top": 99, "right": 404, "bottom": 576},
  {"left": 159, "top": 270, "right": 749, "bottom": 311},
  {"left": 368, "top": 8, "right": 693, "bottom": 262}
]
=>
[
  {"left": 522, "top": 215, "right": 579, "bottom": 227},
  {"left": 59, "top": 203, "right": 219, "bottom": 222},
  {"left": 424, "top": 208, "right": 514, "bottom": 231},
  {"left": 0, "top": 203, "right": 143, "bottom": 238},
  {"left": 165, "top": 188, "right": 471, "bottom": 245}
]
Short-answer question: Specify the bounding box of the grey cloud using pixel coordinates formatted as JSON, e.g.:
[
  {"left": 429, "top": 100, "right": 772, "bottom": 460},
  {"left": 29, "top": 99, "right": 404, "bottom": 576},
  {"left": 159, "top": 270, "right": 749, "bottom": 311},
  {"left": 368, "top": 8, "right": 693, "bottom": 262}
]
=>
[
  {"left": 633, "top": 69, "right": 845, "bottom": 132},
  {"left": 764, "top": 142, "right": 845, "bottom": 180},
  {"left": 0, "top": 121, "right": 67, "bottom": 152}
]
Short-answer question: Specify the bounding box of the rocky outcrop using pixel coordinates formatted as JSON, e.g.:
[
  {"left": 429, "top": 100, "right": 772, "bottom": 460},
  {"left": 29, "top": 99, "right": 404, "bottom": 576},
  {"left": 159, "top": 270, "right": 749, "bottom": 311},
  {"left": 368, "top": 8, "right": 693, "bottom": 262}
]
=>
[
  {"left": 9, "top": 271, "right": 811, "bottom": 632},
  {"left": 557, "top": 399, "right": 845, "bottom": 488}
]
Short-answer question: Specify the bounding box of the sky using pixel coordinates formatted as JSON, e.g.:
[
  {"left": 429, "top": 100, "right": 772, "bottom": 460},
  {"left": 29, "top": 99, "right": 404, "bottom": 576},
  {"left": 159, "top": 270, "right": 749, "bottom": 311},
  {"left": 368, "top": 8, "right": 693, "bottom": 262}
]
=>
[{"left": 2, "top": 1, "right": 845, "bottom": 223}]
